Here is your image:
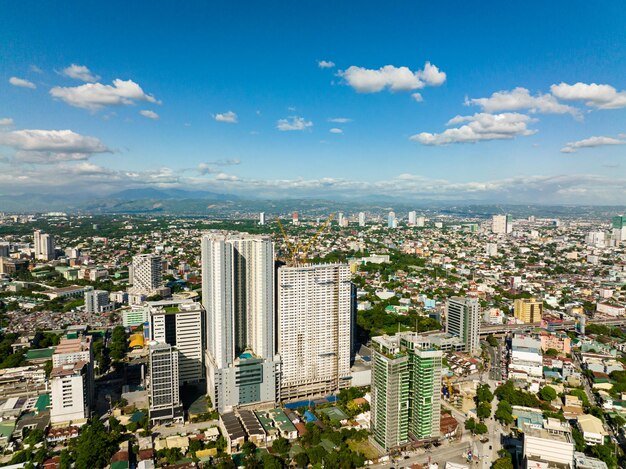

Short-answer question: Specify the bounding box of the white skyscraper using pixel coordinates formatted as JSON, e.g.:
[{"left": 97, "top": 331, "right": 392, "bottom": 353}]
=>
[
  {"left": 415, "top": 216, "right": 425, "bottom": 227},
  {"left": 84, "top": 289, "right": 113, "bottom": 314},
  {"left": 148, "top": 343, "right": 184, "bottom": 423},
  {"left": 148, "top": 300, "right": 205, "bottom": 385},
  {"left": 388, "top": 211, "right": 397, "bottom": 229},
  {"left": 277, "top": 263, "right": 352, "bottom": 400},
  {"left": 130, "top": 254, "right": 163, "bottom": 294},
  {"left": 358, "top": 212, "right": 365, "bottom": 227},
  {"left": 201, "top": 233, "right": 277, "bottom": 412},
  {"left": 34, "top": 230, "right": 55, "bottom": 261},
  {"left": 50, "top": 361, "right": 91, "bottom": 424},
  {"left": 492, "top": 214, "right": 513, "bottom": 234},
  {"left": 445, "top": 297, "right": 481, "bottom": 354},
  {"left": 408, "top": 211, "right": 417, "bottom": 226},
  {"left": 259, "top": 212, "right": 265, "bottom": 225}
]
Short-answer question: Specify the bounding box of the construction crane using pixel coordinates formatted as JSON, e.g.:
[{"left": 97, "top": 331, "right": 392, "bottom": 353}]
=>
[{"left": 276, "top": 213, "right": 336, "bottom": 265}]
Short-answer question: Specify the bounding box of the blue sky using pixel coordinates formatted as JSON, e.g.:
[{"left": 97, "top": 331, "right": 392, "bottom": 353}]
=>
[{"left": 1, "top": 1, "right": 626, "bottom": 203}]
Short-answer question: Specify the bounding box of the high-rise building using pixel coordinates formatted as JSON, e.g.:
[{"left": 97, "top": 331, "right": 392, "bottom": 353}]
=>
[
  {"left": 50, "top": 361, "right": 91, "bottom": 424},
  {"left": 415, "top": 216, "right": 425, "bottom": 227},
  {"left": 612, "top": 215, "right": 626, "bottom": 244},
  {"left": 485, "top": 243, "right": 498, "bottom": 257},
  {"left": 148, "top": 343, "right": 184, "bottom": 424},
  {"left": 259, "top": 212, "right": 265, "bottom": 225},
  {"left": 202, "top": 233, "right": 277, "bottom": 412},
  {"left": 277, "top": 263, "right": 352, "bottom": 401},
  {"left": 514, "top": 298, "right": 543, "bottom": 323},
  {"left": 337, "top": 212, "right": 344, "bottom": 226},
  {"left": 292, "top": 211, "right": 299, "bottom": 224},
  {"left": 492, "top": 214, "right": 512, "bottom": 234},
  {"left": 130, "top": 254, "right": 163, "bottom": 295},
  {"left": 148, "top": 300, "right": 205, "bottom": 385},
  {"left": 358, "top": 212, "right": 365, "bottom": 227},
  {"left": 370, "top": 333, "right": 443, "bottom": 451},
  {"left": 84, "top": 289, "right": 113, "bottom": 314},
  {"left": 445, "top": 297, "right": 481, "bottom": 354},
  {"left": 388, "top": 211, "right": 397, "bottom": 229},
  {"left": 52, "top": 336, "right": 94, "bottom": 407},
  {"left": 34, "top": 230, "right": 55, "bottom": 261},
  {"left": 408, "top": 211, "right": 417, "bottom": 226}
]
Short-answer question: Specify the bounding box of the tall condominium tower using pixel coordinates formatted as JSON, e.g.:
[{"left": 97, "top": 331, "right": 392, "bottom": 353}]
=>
[
  {"left": 358, "top": 212, "right": 365, "bottom": 227},
  {"left": 130, "top": 254, "right": 163, "bottom": 294},
  {"left": 387, "top": 211, "right": 397, "bottom": 229},
  {"left": 201, "top": 233, "right": 277, "bottom": 413},
  {"left": 277, "top": 263, "right": 352, "bottom": 401},
  {"left": 148, "top": 300, "right": 205, "bottom": 385},
  {"left": 371, "top": 333, "right": 443, "bottom": 451},
  {"left": 445, "top": 296, "right": 481, "bottom": 354},
  {"left": 148, "top": 343, "right": 184, "bottom": 424},
  {"left": 34, "top": 230, "right": 55, "bottom": 261},
  {"left": 408, "top": 211, "right": 417, "bottom": 226},
  {"left": 514, "top": 298, "right": 543, "bottom": 324},
  {"left": 492, "top": 214, "right": 513, "bottom": 234},
  {"left": 613, "top": 215, "right": 626, "bottom": 244}
]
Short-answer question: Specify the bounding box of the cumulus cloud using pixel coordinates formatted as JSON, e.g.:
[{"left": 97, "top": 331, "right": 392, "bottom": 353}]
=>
[
  {"left": 551, "top": 82, "right": 626, "bottom": 109},
  {"left": 50, "top": 79, "right": 160, "bottom": 110},
  {"left": 467, "top": 87, "right": 580, "bottom": 116},
  {"left": 338, "top": 61, "right": 445, "bottom": 93},
  {"left": 60, "top": 64, "right": 100, "bottom": 82},
  {"left": 214, "top": 111, "right": 238, "bottom": 123},
  {"left": 560, "top": 136, "right": 626, "bottom": 153},
  {"left": 411, "top": 92, "right": 423, "bottom": 102},
  {"left": 196, "top": 159, "right": 241, "bottom": 175},
  {"left": 328, "top": 117, "right": 352, "bottom": 123},
  {"left": 277, "top": 116, "right": 313, "bottom": 131},
  {"left": 0, "top": 118, "right": 14, "bottom": 126},
  {"left": 9, "top": 77, "right": 36, "bottom": 89},
  {"left": 411, "top": 112, "right": 536, "bottom": 145},
  {"left": 0, "top": 129, "right": 111, "bottom": 163},
  {"left": 318, "top": 60, "right": 335, "bottom": 68},
  {"left": 139, "top": 110, "right": 159, "bottom": 120},
  {"left": 329, "top": 128, "right": 343, "bottom": 134}
]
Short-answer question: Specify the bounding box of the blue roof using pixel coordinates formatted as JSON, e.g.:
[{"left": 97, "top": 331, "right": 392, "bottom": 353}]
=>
[{"left": 303, "top": 410, "right": 317, "bottom": 422}]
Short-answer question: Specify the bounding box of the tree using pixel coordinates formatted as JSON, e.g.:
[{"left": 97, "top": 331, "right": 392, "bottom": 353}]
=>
[
  {"left": 486, "top": 335, "right": 498, "bottom": 347},
  {"left": 474, "top": 423, "right": 488, "bottom": 435},
  {"left": 294, "top": 452, "right": 309, "bottom": 468},
  {"left": 465, "top": 417, "right": 476, "bottom": 432},
  {"left": 539, "top": 386, "right": 557, "bottom": 402},
  {"left": 495, "top": 401, "right": 514, "bottom": 425},
  {"left": 272, "top": 436, "right": 291, "bottom": 455},
  {"left": 476, "top": 384, "right": 494, "bottom": 403},
  {"left": 261, "top": 453, "right": 284, "bottom": 469},
  {"left": 591, "top": 444, "right": 618, "bottom": 469},
  {"left": 544, "top": 348, "right": 560, "bottom": 357},
  {"left": 492, "top": 450, "right": 514, "bottom": 469},
  {"left": 477, "top": 402, "right": 492, "bottom": 420},
  {"left": 73, "top": 417, "right": 120, "bottom": 468},
  {"left": 571, "top": 427, "right": 586, "bottom": 452}
]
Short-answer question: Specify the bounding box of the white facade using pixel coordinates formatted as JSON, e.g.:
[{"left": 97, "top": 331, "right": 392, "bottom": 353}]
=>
[
  {"left": 445, "top": 297, "right": 480, "bottom": 354},
  {"left": 149, "top": 301, "right": 205, "bottom": 384},
  {"left": 50, "top": 361, "right": 90, "bottom": 424},
  {"left": 149, "top": 343, "right": 183, "bottom": 423},
  {"left": 415, "top": 216, "right": 425, "bottom": 227},
  {"left": 34, "top": 230, "right": 55, "bottom": 261},
  {"left": 492, "top": 215, "right": 512, "bottom": 234},
  {"left": 84, "top": 289, "right": 112, "bottom": 314},
  {"left": 259, "top": 212, "right": 265, "bottom": 225},
  {"left": 408, "top": 211, "right": 417, "bottom": 225},
  {"left": 201, "top": 233, "right": 277, "bottom": 412},
  {"left": 130, "top": 254, "right": 163, "bottom": 294},
  {"left": 277, "top": 263, "right": 352, "bottom": 400},
  {"left": 123, "top": 306, "right": 150, "bottom": 327},
  {"left": 524, "top": 423, "right": 574, "bottom": 467},
  {"left": 358, "top": 212, "right": 365, "bottom": 227}
]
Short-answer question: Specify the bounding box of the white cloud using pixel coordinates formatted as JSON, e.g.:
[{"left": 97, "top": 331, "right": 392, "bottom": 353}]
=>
[
  {"left": 139, "top": 110, "right": 159, "bottom": 120},
  {"left": 550, "top": 82, "right": 626, "bottom": 109},
  {"left": 338, "top": 61, "right": 446, "bottom": 93},
  {"left": 49, "top": 79, "right": 160, "bottom": 110},
  {"left": 328, "top": 117, "right": 352, "bottom": 123},
  {"left": 0, "top": 129, "right": 110, "bottom": 163},
  {"left": 277, "top": 116, "right": 313, "bottom": 131},
  {"left": 318, "top": 60, "right": 335, "bottom": 68},
  {"left": 214, "top": 111, "right": 238, "bottom": 123},
  {"left": 467, "top": 87, "right": 580, "bottom": 116},
  {"left": 0, "top": 118, "right": 14, "bottom": 126},
  {"left": 30, "top": 65, "right": 43, "bottom": 74},
  {"left": 411, "top": 112, "right": 536, "bottom": 145},
  {"left": 60, "top": 64, "right": 100, "bottom": 82},
  {"left": 329, "top": 128, "right": 343, "bottom": 134},
  {"left": 411, "top": 92, "right": 423, "bottom": 102},
  {"left": 9, "top": 77, "right": 36, "bottom": 89},
  {"left": 560, "top": 136, "right": 626, "bottom": 153}
]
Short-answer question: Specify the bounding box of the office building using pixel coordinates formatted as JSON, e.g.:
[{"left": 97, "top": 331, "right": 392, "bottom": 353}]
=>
[
  {"left": 408, "top": 211, "right": 417, "bottom": 226},
  {"left": 148, "top": 343, "right": 184, "bottom": 423},
  {"left": 492, "top": 214, "right": 512, "bottom": 234},
  {"left": 612, "top": 215, "right": 626, "bottom": 244},
  {"left": 53, "top": 336, "right": 94, "bottom": 406},
  {"left": 358, "top": 212, "right": 365, "bottom": 227},
  {"left": 34, "top": 230, "right": 55, "bottom": 261},
  {"left": 388, "top": 211, "right": 397, "bottom": 229},
  {"left": 337, "top": 212, "right": 344, "bottom": 226},
  {"left": 514, "top": 298, "right": 543, "bottom": 323},
  {"left": 130, "top": 254, "right": 163, "bottom": 295},
  {"left": 415, "top": 216, "right": 425, "bottom": 227},
  {"left": 445, "top": 297, "right": 480, "bottom": 354},
  {"left": 370, "top": 332, "right": 443, "bottom": 451},
  {"left": 123, "top": 305, "right": 150, "bottom": 328},
  {"left": 50, "top": 361, "right": 91, "bottom": 424},
  {"left": 509, "top": 335, "right": 543, "bottom": 381},
  {"left": 148, "top": 300, "right": 205, "bottom": 384},
  {"left": 202, "top": 233, "right": 277, "bottom": 413},
  {"left": 84, "top": 289, "right": 113, "bottom": 314},
  {"left": 523, "top": 418, "right": 574, "bottom": 467},
  {"left": 277, "top": 263, "right": 352, "bottom": 401},
  {"left": 485, "top": 243, "right": 498, "bottom": 257},
  {"left": 259, "top": 212, "right": 265, "bottom": 225},
  {"left": 292, "top": 211, "right": 299, "bottom": 224}
]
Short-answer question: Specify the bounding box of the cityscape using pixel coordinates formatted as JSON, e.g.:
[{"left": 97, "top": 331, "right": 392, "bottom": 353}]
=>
[{"left": 2, "top": 2, "right": 626, "bottom": 469}]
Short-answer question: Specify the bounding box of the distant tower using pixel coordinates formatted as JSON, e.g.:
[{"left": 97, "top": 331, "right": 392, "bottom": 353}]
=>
[
  {"left": 292, "top": 211, "right": 299, "bottom": 225},
  {"left": 259, "top": 212, "right": 265, "bottom": 225},
  {"left": 492, "top": 214, "right": 512, "bottom": 234},
  {"left": 387, "top": 211, "right": 396, "bottom": 229},
  {"left": 408, "top": 211, "right": 417, "bottom": 226},
  {"left": 34, "top": 230, "right": 55, "bottom": 261},
  {"left": 130, "top": 254, "right": 163, "bottom": 295},
  {"left": 337, "top": 212, "right": 344, "bottom": 226},
  {"left": 358, "top": 212, "right": 365, "bottom": 227}
]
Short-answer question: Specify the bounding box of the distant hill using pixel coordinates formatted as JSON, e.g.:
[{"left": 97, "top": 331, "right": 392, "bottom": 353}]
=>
[{"left": 109, "top": 188, "right": 238, "bottom": 201}]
